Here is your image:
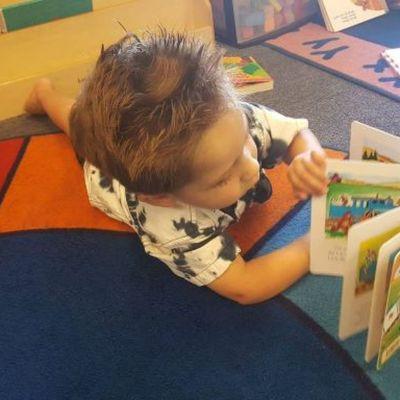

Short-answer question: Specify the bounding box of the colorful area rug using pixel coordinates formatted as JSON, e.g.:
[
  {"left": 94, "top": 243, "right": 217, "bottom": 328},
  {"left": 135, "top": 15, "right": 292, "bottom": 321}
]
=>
[
  {"left": 264, "top": 12, "right": 400, "bottom": 102},
  {"left": 0, "top": 133, "right": 313, "bottom": 252},
  {"left": 2, "top": 133, "right": 387, "bottom": 400}
]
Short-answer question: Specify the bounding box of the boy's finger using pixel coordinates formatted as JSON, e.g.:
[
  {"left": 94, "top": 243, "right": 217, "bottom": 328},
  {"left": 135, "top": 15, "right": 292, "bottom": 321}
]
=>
[
  {"left": 289, "top": 167, "right": 326, "bottom": 196},
  {"left": 311, "top": 151, "right": 327, "bottom": 167},
  {"left": 295, "top": 191, "right": 308, "bottom": 200},
  {"left": 301, "top": 157, "right": 328, "bottom": 185}
]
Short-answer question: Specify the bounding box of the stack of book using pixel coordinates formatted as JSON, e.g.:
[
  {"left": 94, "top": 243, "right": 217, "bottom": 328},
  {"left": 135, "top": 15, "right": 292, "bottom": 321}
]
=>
[{"left": 223, "top": 56, "right": 274, "bottom": 95}]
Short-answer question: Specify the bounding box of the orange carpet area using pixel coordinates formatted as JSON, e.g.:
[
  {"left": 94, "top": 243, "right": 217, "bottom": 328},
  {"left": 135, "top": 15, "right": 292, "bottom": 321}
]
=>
[{"left": 0, "top": 133, "right": 344, "bottom": 254}]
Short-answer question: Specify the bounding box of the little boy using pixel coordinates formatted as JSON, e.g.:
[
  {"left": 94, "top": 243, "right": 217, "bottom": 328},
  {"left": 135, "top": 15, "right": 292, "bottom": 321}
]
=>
[{"left": 24, "top": 31, "right": 328, "bottom": 305}]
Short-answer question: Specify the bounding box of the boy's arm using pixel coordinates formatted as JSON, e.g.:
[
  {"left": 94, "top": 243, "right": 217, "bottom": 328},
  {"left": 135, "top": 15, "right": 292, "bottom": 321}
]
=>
[
  {"left": 207, "top": 235, "right": 309, "bottom": 305},
  {"left": 285, "top": 128, "right": 325, "bottom": 163},
  {"left": 24, "top": 79, "right": 75, "bottom": 137}
]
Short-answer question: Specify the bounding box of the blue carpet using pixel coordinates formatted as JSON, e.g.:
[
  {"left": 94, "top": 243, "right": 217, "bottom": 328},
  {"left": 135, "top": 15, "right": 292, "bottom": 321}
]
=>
[
  {"left": 344, "top": 10, "right": 400, "bottom": 48},
  {"left": 0, "top": 229, "right": 383, "bottom": 400},
  {"left": 2, "top": 10, "right": 398, "bottom": 400},
  {"left": 257, "top": 201, "right": 400, "bottom": 400},
  {"left": 312, "top": 10, "right": 400, "bottom": 48}
]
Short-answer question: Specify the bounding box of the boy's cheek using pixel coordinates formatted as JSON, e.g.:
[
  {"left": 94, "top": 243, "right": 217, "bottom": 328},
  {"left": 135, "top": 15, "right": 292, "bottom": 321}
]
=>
[{"left": 247, "top": 135, "right": 258, "bottom": 160}]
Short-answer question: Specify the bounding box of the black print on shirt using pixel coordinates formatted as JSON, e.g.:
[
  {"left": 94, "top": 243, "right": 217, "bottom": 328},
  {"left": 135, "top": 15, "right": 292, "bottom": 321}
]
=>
[
  {"left": 99, "top": 173, "right": 114, "bottom": 193},
  {"left": 218, "top": 232, "right": 237, "bottom": 262}
]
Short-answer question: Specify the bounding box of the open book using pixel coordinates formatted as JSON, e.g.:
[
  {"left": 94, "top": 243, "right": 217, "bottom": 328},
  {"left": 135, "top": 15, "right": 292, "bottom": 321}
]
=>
[
  {"left": 311, "top": 121, "right": 400, "bottom": 369},
  {"left": 317, "top": 0, "right": 389, "bottom": 32}
]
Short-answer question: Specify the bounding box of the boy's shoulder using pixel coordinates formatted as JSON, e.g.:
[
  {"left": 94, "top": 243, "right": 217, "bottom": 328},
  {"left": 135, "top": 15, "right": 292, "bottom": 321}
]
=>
[
  {"left": 240, "top": 101, "right": 273, "bottom": 161},
  {"left": 240, "top": 101, "right": 280, "bottom": 137},
  {"left": 83, "top": 162, "right": 235, "bottom": 248},
  {"left": 125, "top": 192, "right": 235, "bottom": 249},
  {"left": 240, "top": 101, "right": 273, "bottom": 122}
]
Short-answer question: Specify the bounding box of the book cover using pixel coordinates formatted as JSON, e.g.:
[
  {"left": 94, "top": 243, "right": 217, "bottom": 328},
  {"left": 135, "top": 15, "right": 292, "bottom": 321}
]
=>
[
  {"left": 317, "top": 0, "right": 388, "bottom": 32},
  {"left": 311, "top": 122, "right": 400, "bottom": 276},
  {"left": 339, "top": 210, "right": 400, "bottom": 340},
  {"left": 223, "top": 56, "right": 273, "bottom": 95},
  {"left": 310, "top": 159, "right": 400, "bottom": 276},
  {"left": 377, "top": 254, "right": 400, "bottom": 369},
  {"left": 366, "top": 234, "right": 400, "bottom": 364},
  {"left": 311, "top": 122, "right": 400, "bottom": 368}
]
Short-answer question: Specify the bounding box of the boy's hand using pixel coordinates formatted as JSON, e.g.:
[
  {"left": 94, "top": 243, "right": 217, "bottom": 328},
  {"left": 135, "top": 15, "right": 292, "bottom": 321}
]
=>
[{"left": 287, "top": 149, "right": 328, "bottom": 200}]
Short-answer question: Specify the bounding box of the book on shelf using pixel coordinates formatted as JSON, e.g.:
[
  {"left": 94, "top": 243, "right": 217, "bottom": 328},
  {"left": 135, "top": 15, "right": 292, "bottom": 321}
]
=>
[
  {"left": 317, "top": 0, "right": 389, "bottom": 32},
  {"left": 382, "top": 48, "right": 400, "bottom": 76},
  {"left": 223, "top": 56, "right": 273, "bottom": 95},
  {"left": 311, "top": 121, "right": 400, "bottom": 369}
]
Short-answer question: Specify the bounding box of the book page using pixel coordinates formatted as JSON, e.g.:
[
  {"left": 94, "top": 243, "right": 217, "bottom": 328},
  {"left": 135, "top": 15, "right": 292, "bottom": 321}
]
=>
[
  {"left": 377, "top": 252, "right": 400, "bottom": 369},
  {"left": 365, "top": 234, "right": 400, "bottom": 362},
  {"left": 349, "top": 121, "right": 400, "bottom": 163},
  {"left": 339, "top": 208, "right": 400, "bottom": 340},
  {"left": 319, "top": 0, "right": 388, "bottom": 32},
  {"left": 310, "top": 159, "right": 400, "bottom": 276}
]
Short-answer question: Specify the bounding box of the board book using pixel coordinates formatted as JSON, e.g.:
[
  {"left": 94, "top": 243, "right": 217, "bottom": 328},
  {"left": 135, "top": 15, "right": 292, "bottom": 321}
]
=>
[
  {"left": 223, "top": 56, "right": 274, "bottom": 95},
  {"left": 317, "top": 0, "right": 389, "bottom": 32},
  {"left": 311, "top": 121, "right": 400, "bottom": 369}
]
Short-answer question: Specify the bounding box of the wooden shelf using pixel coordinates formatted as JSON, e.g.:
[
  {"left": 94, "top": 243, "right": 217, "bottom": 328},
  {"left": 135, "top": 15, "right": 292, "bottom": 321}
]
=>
[{"left": 0, "top": 0, "right": 214, "bottom": 120}]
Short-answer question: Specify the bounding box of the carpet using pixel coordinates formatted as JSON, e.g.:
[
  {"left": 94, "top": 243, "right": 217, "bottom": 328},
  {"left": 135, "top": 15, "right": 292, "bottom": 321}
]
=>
[
  {"left": 0, "top": 132, "right": 321, "bottom": 253},
  {"left": 257, "top": 13, "right": 400, "bottom": 399},
  {"left": 1, "top": 132, "right": 385, "bottom": 400},
  {"left": 264, "top": 11, "right": 400, "bottom": 102}
]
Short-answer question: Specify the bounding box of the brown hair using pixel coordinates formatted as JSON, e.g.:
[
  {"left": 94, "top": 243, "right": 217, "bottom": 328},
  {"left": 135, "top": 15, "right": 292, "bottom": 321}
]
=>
[{"left": 69, "top": 29, "right": 238, "bottom": 194}]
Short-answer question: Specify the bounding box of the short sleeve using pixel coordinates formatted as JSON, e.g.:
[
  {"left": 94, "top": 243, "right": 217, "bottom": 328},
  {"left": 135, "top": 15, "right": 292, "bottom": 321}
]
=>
[
  {"left": 241, "top": 102, "right": 309, "bottom": 168},
  {"left": 83, "top": 162, "right": 132, "bottom": 225},
  {"left": 144, "top": 231, "right": 241, "bottom": 287}
]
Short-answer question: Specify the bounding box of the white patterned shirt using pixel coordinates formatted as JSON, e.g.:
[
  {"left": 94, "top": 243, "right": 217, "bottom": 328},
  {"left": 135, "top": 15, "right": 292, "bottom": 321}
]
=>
[{"left": 83, "top": 103, "right": 308, "bottom": 286}]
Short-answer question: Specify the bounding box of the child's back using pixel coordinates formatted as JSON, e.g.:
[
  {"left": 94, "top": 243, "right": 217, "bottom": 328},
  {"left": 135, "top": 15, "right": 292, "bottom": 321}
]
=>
[{"left": 25, "top": 29, "right": 328, "bottom": 304}]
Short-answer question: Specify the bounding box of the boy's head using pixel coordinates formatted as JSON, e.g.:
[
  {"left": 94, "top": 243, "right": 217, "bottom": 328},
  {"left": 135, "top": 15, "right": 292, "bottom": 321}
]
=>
[{"left": 70, "top": 29, "right": 260, "bottom": 209}]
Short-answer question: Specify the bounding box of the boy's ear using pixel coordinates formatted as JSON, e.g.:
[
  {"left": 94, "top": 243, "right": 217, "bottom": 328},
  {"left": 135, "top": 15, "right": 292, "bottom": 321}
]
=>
[{"left": 136, "top": 193, "right": 179, "bottom": 208}]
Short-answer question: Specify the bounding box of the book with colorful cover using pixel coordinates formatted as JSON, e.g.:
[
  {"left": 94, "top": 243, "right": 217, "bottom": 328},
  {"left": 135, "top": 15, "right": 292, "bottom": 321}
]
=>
[
  {"left": 223, "top": 56, "right": 273, "bottom": 95},
  {"left": 317, "top": 0, "right": 389, "bottom": 32},
  {"left": 310, "top": 121, "right": 400, "bottom": 369}
]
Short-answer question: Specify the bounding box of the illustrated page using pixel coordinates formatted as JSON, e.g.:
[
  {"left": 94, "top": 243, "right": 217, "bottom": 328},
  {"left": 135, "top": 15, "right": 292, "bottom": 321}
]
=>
[
  {"left": 366, "top": 233, "right": 400, "bottom": 362},
  {"left": 311, "top": 160, "right": 400, "bottom": 276},
  {"left": 338, "top": 208, "right": 400, "bottom": 340}
]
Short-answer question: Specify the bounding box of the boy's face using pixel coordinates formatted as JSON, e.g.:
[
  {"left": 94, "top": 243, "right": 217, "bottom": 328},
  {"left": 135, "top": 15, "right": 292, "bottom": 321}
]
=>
[{"left": 173, "top": 107, "right": 260, "bottom": 209}]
